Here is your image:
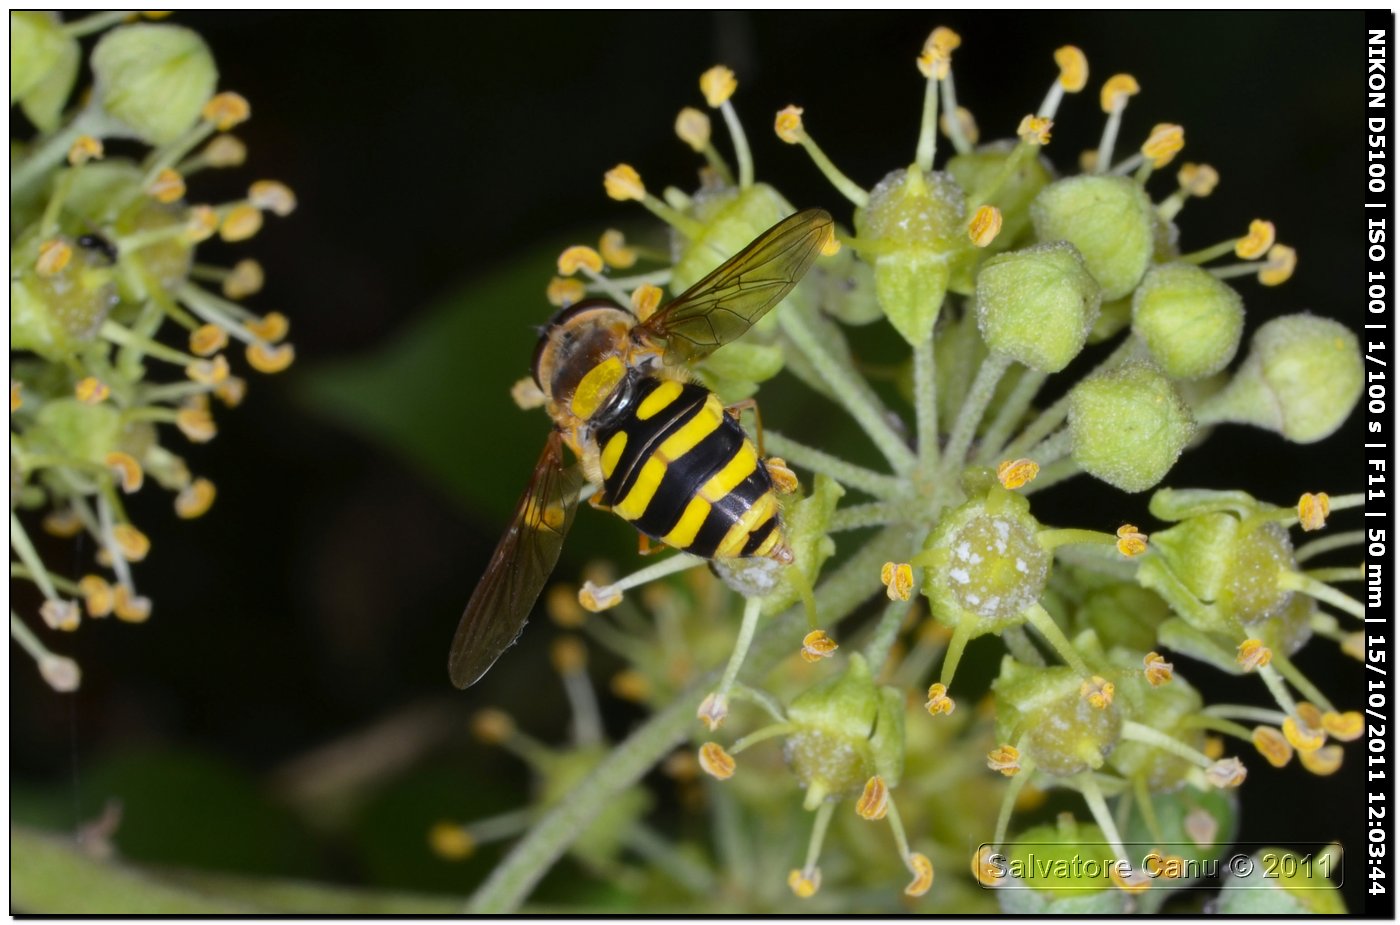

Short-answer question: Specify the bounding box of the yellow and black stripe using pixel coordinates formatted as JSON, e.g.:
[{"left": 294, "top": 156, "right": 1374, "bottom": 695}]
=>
[{"left": 595, "top": 376, "right": 782, "bottom": 559}]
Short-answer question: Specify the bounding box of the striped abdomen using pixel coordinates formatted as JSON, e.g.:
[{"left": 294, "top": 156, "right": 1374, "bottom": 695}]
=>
[{"left": 594, "top": 377, "right": 782, "bottom": 559}]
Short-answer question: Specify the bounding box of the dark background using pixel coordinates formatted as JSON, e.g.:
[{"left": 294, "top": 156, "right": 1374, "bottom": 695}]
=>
[{"left": 12, "top": 10, "right": 1372, "bottom": 908}]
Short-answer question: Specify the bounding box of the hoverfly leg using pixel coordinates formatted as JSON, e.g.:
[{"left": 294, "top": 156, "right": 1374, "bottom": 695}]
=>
[
  {"left": 637, "top": 533, "right": 663, "bottom": 556},
  {"left": 724, "top": 398, "right": 764, "bottom": 456},
  {"left": 587, "top": 488, "right": 612, "bottom": 513}
]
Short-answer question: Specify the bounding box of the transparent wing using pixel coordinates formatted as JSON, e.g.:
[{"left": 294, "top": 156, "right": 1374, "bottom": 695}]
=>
[
  {"left": 639, "top": 208, "right": 833, "bottom": 365},
  {"left": 449, "top": 431, "right": 583, "bottom": 689}
]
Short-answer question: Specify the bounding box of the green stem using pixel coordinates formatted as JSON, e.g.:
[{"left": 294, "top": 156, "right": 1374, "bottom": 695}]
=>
[
  {"left": 1269, "top": 651, "right": 1336, "bottom": 713},
  {"left": 1277, "top": 570, "right": 1364, "bottom": 619},
  {"left": 764, "top": 432, "right": 904, "bottom": 500},
  {"left": 622, "top": 823, "right": 717, "bottom": 897},
  {"left": 863, "top": 593, "right": 917, "bottom": 678},
  {"left": 914, "top": 337, "right": 940, "bottom": 473},
  {"left": 63, "top": 10, "right": 133, "bottom": 37},
  {"left": 829, "top": 500, "right": 906, "bottom": 532},
  {"left": 975, "top": 369, "right": 1045, "bottom": 464},
  {"left": 10, "top": 515, "right": 61, "bottom": 602},
  {"left": 778, "top": 311, "right": 916, "bottom": 475},
  {"left": 466, "top": 527, "right": 912, "bottom": 912},
  {"left": 12, "top": 108, "right": 108, "bottom": 200},
  {"left": 940, "top": 354, "right": 1010, "bottom": 478}
]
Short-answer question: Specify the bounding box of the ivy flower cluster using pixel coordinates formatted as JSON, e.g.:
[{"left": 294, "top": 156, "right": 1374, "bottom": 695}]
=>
[
  {"left": 11, "top": 12, "right": 295, "bottom": 692},
  {"left": 470, "top": 28, "right": 1364, "bottom": 914}
]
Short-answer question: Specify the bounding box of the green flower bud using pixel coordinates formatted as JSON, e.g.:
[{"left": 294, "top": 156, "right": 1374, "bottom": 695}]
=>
[
  {"left": 30, "top": 398, "right": 121, "bottom": 466},
  {"left": 695, "top": 340, "right": 784, "bottom": 404},
  {"left": 670, "top": 183, "right": 792, "bottom": 292},
  {"left": 1004, "top": 818, "right": 1120, "bottom": 904},
  {"left": 91, "top": 23, "right": 218, "bottom": 145},
  {"left": 10, "top": 241, "right": 120, "bottom": 361},
  {"left": 1131, "top": 263, "right": 1244, "bottom": 379},
  {"left": 1195, "top": 313, "right": 1363, "bottom": 443},
  {"left": 1030, "top": 175, "right": 1155, "bottom": 300},
  {"left": 1216, "top": 848, "right": 1347, "bottom": 914},
  {"left": 784, "top": 653, "right": 904, "bottom": 808},
  {"left": 994, "top": 658, "right": 1122, "bottom": 776},
  {"left": 11, "top": 12, "right": 72, "bottom": 105},
  {"left": 1088, "top": 295, "right": 1132, "bottom": 344},
  {"left": 975, "top": 242, "right": 1101, "bottom": 372},
  {"left": 813, "top": 241, "right": 882, "bottom": 326},
  {"left": 114, "top": 202, "right": 195, "bottom": 300},
  {"left": 11, "top": 12, "right": 80, "bottom": 133},
  {"left": 1075, "top": 583, "right": 1170, "bottom": 653},
  {"left": 919, "top": 486, "right": 1051, "bottom": 635},
  {"left": 855, "top": 166, "right": 974, "bottom": 345},
  {"left": 946, "top": 144, "right": 1053, "bottom": 255},
  {"left": 1068, "top": 362, "right": 1195, "bottom": 493}
]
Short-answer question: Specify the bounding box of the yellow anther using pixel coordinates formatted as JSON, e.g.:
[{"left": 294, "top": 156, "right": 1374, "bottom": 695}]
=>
[
  {"left": 544, "top": 584, "right": 585, "bottom": 627},
  {"left": 1322, "top": 710, "right": 1363, "bottom": 742},
  {"left": 698, "top": 741, "right": 736, "bottom": 780},
  {"left": 1016, "top": 114, "right": 1053, "bottom": 146},
  {"left": 1178, "top": 162, "right": 1219, "bottom": 197},
  {"left": 147, "top": 167, "right": 186, "bottom": 203},
  {"left": 203, "top": 134, "right": 246, "bottom": 167},
  {"left": 800, "top": 629, "right": 838, "bottom": 664},
  {"left": 113, "top": 585, "right": 152, "bottom": 623},
  {"left": 1252, "top": 726, "right": 1294, "bottom": 768},
  {"left": 67, "top": 134, "right": 104, "bottom": 165},
  {"left": 1143, "top": 651, "right": 1174, "bottom": 686},
  {"left": 967, "top": 205, "right": 1003, "bottom": 248},
  {"left": 604, "top": 163, "right": 645, "bottom": 202},
  {"left": 112, "top": 523, "right": 151, "bottom": 562},
  {"left": 1203, "top": 735, "right": 1225, "bottom": 760},
  {"left": 246, "top": 341, "right": 295, "bottom": 374},
  {"left": 187, "top": 355, "right": 230, "bottom": 386},
  {"left": 972, "top": 846, "right": 1004, "bottom": 888},
  {"left": 557, "top": 245, "right": 604, "bottom": 277},
  {"left": 819, "top": 228, "right": 840, "bottom": 257},
  {"left": 699, "top": 65, "right": 737, "bottom": 107},
  {"left": 995, "top": 457, "right": 1038, "bottom": 489},
  {"left": 1205, "top": 757, "right": 1247, "bottom": 789},
  {"left": 925, "top": 682, "right": 956, "bottom": 717},
  {"left": 1111, "top": 865, "right": 1152, "bottom": 894},
  {"left": 202, "top": 91, "right": 251, "bottom": 131},
  {"left": 674, "top": 106, "right": 711, "bottom": 151},
  {"left": 104, "top": 452, "right": 144, "bottom": 494},
  {"left": 1297, "top": 491, "right": 1330, "bottom": 531},
  {"left": 1258, "top": 244, "right": 1296, "bottom": 286},
  {"left": 428, "top": 821, "right": 476, "bottom": 860},
  {"left": 1235, "top": 638, "right": 1272, "bottom": 672},
  {"left": 545, "top": 276, "right": 585, "bottom": 308},
  {"left": 223, "top": 258, "right": 265, "bottom": 299},
  {"left": 1080, "top": 675, "right": 1115, "bottom": 710},
  {"left": 1140, "top": 123, "right": 1185, "bottom": 168},
  {"left": 696, "top": 692, "right": 728, "bottom": 731},
  {"left": 917, "top": 26, "right": 961, "bottom": 79},
  {"left": 471, "top": 708, "right": 514, "bottom": 744},
  {"left": 855, "top": 776, "right": 889, "bottom": 820},
  {"left": 549, "top": 636, "right": 587, "bottom": 674},
  {"left": 220, "top": 204, "right": 264, "bottom": 242},
  {"left": 610, "top": 668, "right": 652, "bottom": 703},
  {"left": 597, "top": 229, "right": 637, "bottom": 270},
  {"left": 1299, "top": 744, "right": 1344, "bottom": 776},
  {"left": 10, "top": 380, "right": 21, "bottom": 413},
  {"left": 1281, "top": 715, "right": 1324, "bottom": 753},
  {"left": 881, "top": 562, "right": 914, "bottom": 601},
  {"left": 1116, "top": 524, "right": 1148, "bottom": 557},
  {"left": 36, "top": 239, "right": 72, "bottom": 277},
  {"left": 579, "top": 580, "right": 622, "bottom": 612},
  {"left": 904, "top": 852, "right": 934, "bottom": 897},
  {"left": 1054, "top": 45, "right": 1089, "bottom": 92},
  {"left": 189, "top": 323, "right": 229, "bottom": 357},
  {"left": 1145, "top": 852, "right": 1190, "bottom": 879},
  {"left": 940, "top": 105, "right": 980, "bottom": 145},
  {"left": 986, "top": 744, "right": 1021, "bottom": 776},
  {"left": 244, "top": 312, "right": 289, "bottom": 344},
  {"left": 176, "top": 406, "right": 217, "bottom": 443},
  {"left": 1079, "top": 149, "right": 1100, "bottom": 173},
  {"left": 185, "top": 204, "right": 219, "bottom": 242},
  {"left": 248, "top": 180, "right": 296, "bottom": 216},
  {"left": 213, "top": 376, "right": 247, "bottom": 408},
  {"left": 1234, "top": 219, "right": 1276, "bottom": 260},
  {"left": 1099, "top": 73, "right": 1141, "bottom": 113},
  {"left": 175, "top": 477, "right": 217, "bottom": 519},
  {"left": 765, "top": 457, "right": 799, "bottom": 494},
  {"left": 79, "top": 575, "right": 115, "bottom": 618},
  {"left": 774, "top": 105, "right": 805, "bottom": 144},
  {"left": 42, "top": 509, "right": 83, "bottom": 538},
  {"left": 787, "top": 868, "right": 821, "bottom": 899},
  {"left": 1342, "top": 631, "right": 1365, "bottom": 661},
  {"left": 40, "top": 599, "right": 81, "bottom": 632},
  {"left": 75, "top": 377, "right": 110, "bottom": 405}
]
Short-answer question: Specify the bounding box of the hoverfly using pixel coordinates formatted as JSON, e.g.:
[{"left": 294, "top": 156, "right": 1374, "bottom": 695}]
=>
[{"left": 449, "top": 208, "right": 835, "bottom": 688}]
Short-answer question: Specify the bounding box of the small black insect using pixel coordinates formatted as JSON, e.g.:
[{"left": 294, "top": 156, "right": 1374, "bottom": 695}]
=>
[{"left": 77, "top": 233, "right": 118, "bottom": 264}]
